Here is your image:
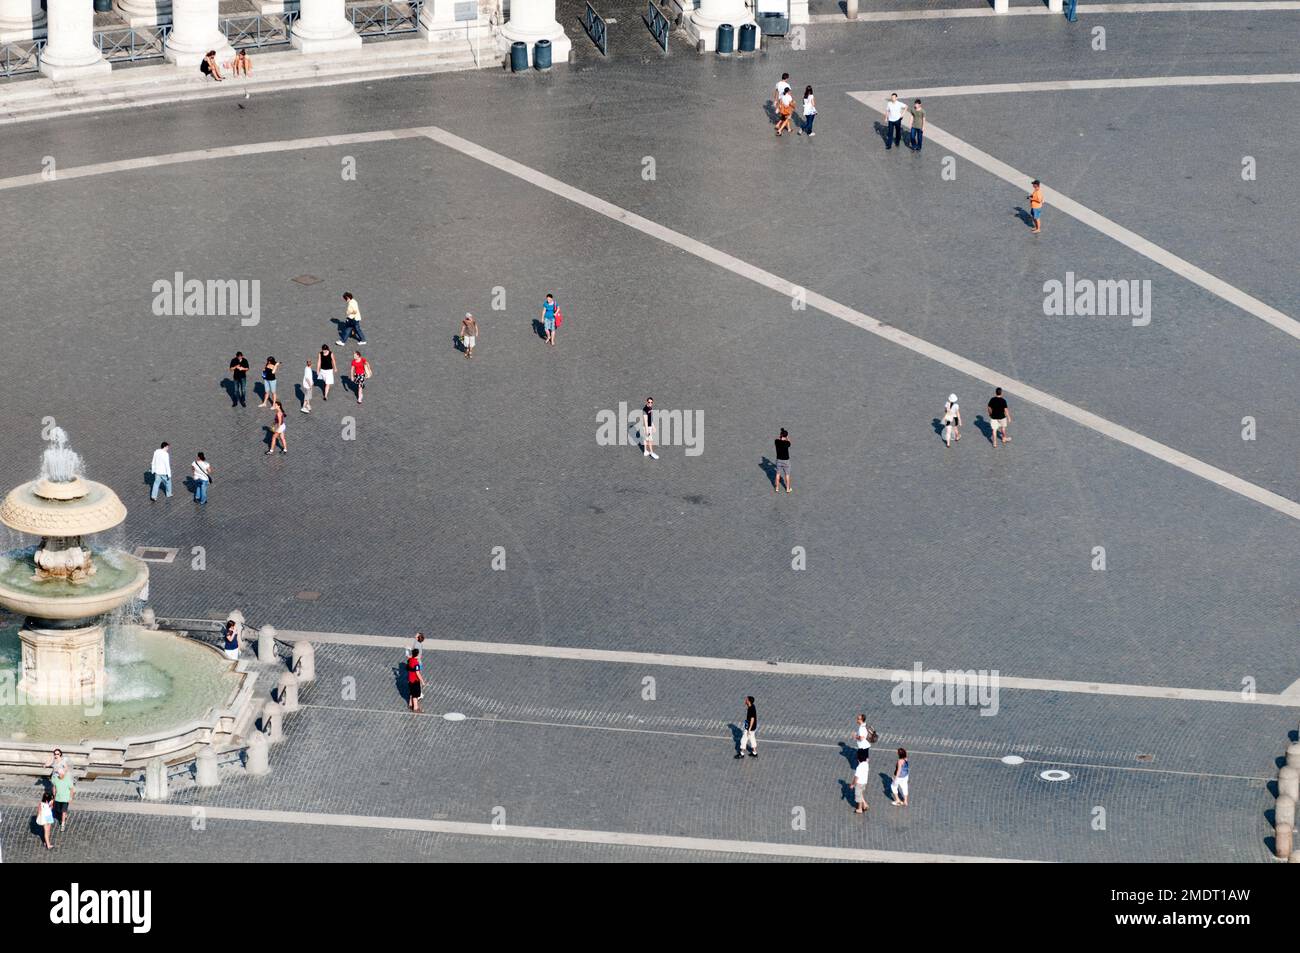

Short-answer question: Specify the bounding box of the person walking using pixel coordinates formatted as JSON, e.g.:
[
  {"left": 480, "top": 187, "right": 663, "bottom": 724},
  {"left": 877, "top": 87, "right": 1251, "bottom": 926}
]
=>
[
  {"left": 50, "top": 765, "right": 74, "bottom": 830},
  {"left": 257, "top": 356, "right": 280, "bottom": 408},
  {"left": 852, "top": 714, "right": 875, "bottom": 757},
  {"left": 407, "top": 647, "right": 424, "bottom": 713},
  {"left": 460, "top": 313, "right": 479, "bottom": 359},
  {"left": 221, "top": 619, "right": 240, "bottom": 660},
  {"left": 337, "top": 292, "right": 367, "bottom": 346},
  {"left": 541, "top": 294, "right": 558, "bottom": 347},
  {"left": 909, "top": 99, "right": 926, "bottom": 151},
  {"left": 350, "top": 351, "right": 371, "bottom": 404},
  {"left": 801, "top": 85, "right": 817, "bottom": 137},
  {"left": 1028, "top": 179, "right": 1044, "bottom": 234},
  {"left": 316, "top": 345, "right": 336, "bottom": 402},
  {"left": 891, "top": 748, "right": 910, "bottom": 806},
  {"left": 884, "top": 93, "right": 907, "bottom": 150},
  {"left": 300, "top": 360, "right": 314, "bottom": 413},
  {"left": 149, "top": 442, "right": 172, "bottom": 501},
  {"left": 407, "top": 631, "right": 426, "bottom": 658},
  {"left": 942, "top": 393, "right": 962, "bottom": 447},
  {"left": 191, "top": 452, "right": 212, "bottom": 505},
  {"left": 987, "top": 387, "right": 1011, "bottom": 448},
  {"left": 641, "top": 397, "right": 659, "bottom": 460},
  {"left": 852, "top": 749, "right": 871, "bottom": 814},
  {"left": 736, "top": 695, "right": 758, "bottom": 759},
  {"left": 774, "top": 428, "right": 792, "bottom": 493},
  {"left": 37, "top": 792, "right": 55, "bottom": 850},
  {"left": 228, "top": 351, "right": 250, "bottom": 407},
  {"left": 773, "top": 72, "right": 791, "bottom": 114},
  {"left": 775, "top": 88, "right": 795, "bottom": 137},
  {"left": 268, "top": 399, "right": 287, "bottom": 454},
  {"left": 46, "top": 748, "right": 69, "bottom": 778}
]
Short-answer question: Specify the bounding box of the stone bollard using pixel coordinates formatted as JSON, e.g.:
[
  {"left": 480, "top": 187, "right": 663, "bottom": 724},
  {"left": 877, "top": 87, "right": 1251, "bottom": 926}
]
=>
[
  {"left": 1048, "top": 0, "right": 1063, "bottom": 11},
  {"left": 194, "top": 747, "right": 220, "bottom": 788},
  {"left": 1276, "top": 822, "right": 1294, "bottom": 860},
  {"left": 144, "top": 756, "right": 168, "bottom": 801},
  {"left": 1279, "top": 765, "right": 1300, "bottom": 801},
  {"left": 292, "top": 642, "right": 316, "bottom": 684},
  {"left": 993, "top": 0, "right": 1008, "bottom": 11},
  {"left": 261, "top": 700, "right": 283, "bottom": 742},
  {"left": 245, "top": 733, "right": 270, "bottom": 776},
  {"left": 227, "top": 609, "right": 245, "bottom": 628},
  {"left": 845, "top": 0, "right": 857, "bottom": 18},
  {"left": 1286, "top": 741, "right": 1300, "bottom": 770},
  {"left": 1276, "top": 793, "right": 1297, "bottom": 828},
  {"left": 276, "top": 672, "right": 300, "bottom": 713},
  {"left": 140, "top": 607, "right": 157, "bottom": 630},
  {"left": 257, "top": 624, "right": 277, "bottom": 663}
]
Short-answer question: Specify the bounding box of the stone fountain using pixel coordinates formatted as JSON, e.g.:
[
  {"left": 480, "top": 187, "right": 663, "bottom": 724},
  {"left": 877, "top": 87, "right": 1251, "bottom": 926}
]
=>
[
  {"left": 0, "top": 430, "right": 258, "bottom": 778},
  {"left": 0, "top": 429, "right": 148, "bottom": 702}
]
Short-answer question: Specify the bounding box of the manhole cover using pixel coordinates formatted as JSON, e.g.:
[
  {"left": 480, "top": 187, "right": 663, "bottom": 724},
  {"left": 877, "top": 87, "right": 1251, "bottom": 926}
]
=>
[
  {"left": 1039, "top": 769, "right": 1072, "bottom": 782},
  {"left": 295, "top": 591, "right": 321, "bottom": 601},
  {"left": 443, "top": 712, "right": 467, "bottom": 722},
  {"left": 1136, "top": 753, "right": 1153, "bottom": 762},
  {"left": 1001, "top": 755, "right": 1025, "bottom": 765},
  {"left": 291, "top": 274, "right": 322, "bottom": 285},
  {"left": 133, "top": 546, "right": 178, "bottom": 563}
]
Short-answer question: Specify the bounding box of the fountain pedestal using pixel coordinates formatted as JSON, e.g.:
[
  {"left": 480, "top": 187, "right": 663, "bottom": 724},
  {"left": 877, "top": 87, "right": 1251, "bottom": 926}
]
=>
[{"left": 18, "top": 620, "right": 106, "bottom": 703}]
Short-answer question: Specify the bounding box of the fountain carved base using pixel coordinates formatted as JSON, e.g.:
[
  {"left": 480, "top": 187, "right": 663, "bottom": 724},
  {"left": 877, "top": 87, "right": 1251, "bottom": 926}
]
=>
[{"left": 18, "top": 621, "right": 106, "bottom": 704}]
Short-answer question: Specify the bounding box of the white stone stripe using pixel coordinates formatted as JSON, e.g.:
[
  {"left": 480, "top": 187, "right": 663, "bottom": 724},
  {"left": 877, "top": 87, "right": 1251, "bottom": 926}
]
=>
[
  {"left": 850, "top": 73, "right": 1300, "bottom": 101},
  {"left": 414, "top": 125, "right": 1300, "bottom": 521},
  {"left": 4, "top": 124, "right": 1295, "bottom": 519},
  {"left": 843, "top": 100, "right": 1300, "bottom": 342},
  {"left": 807, "top": 2, "right": 1300, "bottom": 21},
  {"left": 275, "top": 629, "right": 1300, "bottom": 707},
  {"left": 14, "top": 799, "right": 1032, "bottom": 863}
]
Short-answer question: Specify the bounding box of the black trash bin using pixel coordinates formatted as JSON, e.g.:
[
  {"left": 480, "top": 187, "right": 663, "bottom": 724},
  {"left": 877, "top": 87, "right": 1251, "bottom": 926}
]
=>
[
  {"left": 93, "top": 0, "right": 113, "bottom": 11},
  {"left": 509, "top": 41, "right": 528, "bottom": 72},
  {"left": 534, "top": 38, "right": 552, "bottom": 70},
  {"left": 716, "top": 23, "right": 734, "bottom": 54},
  {"left": 738, "top": 22, "right": 757, "bottom": 52}
]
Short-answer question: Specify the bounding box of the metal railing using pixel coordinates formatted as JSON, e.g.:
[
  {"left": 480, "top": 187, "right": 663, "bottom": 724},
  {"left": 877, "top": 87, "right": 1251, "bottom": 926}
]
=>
[
  {"left": 95, "top": 25, "right": 172, "bottom": 63},
  {"left": 350, "top": 0, "right": 424, "bottom": 38},
  {"left": 0, "top": 37, "right": 44, "bottom": 79},
  {"left": 223, "top": 11, "right": 300, "bottom": 50}
]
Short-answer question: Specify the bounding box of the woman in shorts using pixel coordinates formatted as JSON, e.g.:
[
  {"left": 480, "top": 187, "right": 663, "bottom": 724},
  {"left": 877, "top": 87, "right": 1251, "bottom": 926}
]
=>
[
  {"left": 38, "top": 791, "right": 55, "bottom": 849},
  {"left": 316, "top": 345, "right": 336, "bottom": 401},
  {"left": 268, "top": 399, "right": 287, "bottom": 454},
  {"left": 942, "top": 393, "right": 961, "bottom": 447},
  {"left": 891, "top": 748, "right": 910, "bottom": 806},
  {"left": 258, "top": 356, "right": 280, "bottom": 408}
]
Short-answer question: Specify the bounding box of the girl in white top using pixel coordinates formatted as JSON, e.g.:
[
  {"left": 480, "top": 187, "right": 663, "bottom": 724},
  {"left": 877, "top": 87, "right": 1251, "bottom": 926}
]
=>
[
  {"left": 942, "top": 393, "right": 961, "bottom": 447},
  {"left": 191, "top": 452, "right": 212, "bottom": 505},
  {"left": 301, "top": 361, "right": 315, "bottom": 413},
  {"left": 802, "top": 86, "right": 817, "bottom": 137}
]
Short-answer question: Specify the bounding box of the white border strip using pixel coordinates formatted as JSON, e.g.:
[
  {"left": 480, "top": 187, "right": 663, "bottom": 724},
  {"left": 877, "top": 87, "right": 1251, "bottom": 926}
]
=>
[
  {"left": 275, "top": 629, "right": 1300, "bottom": 707},
  {"left": 19, "top": 799, "right": 1035, "bottom": 862}
]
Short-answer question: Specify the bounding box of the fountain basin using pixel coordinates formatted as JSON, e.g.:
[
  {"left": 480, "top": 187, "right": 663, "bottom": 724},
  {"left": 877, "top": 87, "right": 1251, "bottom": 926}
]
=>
[
  {"left": 0, "top": 478, "right": 128, "bottom": 537},
  {"left": 0, "top": 547, "right": 148, "bottom": 620}
]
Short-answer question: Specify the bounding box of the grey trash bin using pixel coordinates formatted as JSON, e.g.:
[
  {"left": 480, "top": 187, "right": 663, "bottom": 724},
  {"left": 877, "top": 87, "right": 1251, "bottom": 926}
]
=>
[
  {"left": 738, "top": 22, "right": 757, "bottom": 51},
  {"left": 534, "top": 38, "right": 552, "bottom": 70},
  {"left": 510, "top": 41, "right": 528, "bottom": 72},
  {"left": 716, "top": 23, "right": 735, "bottom": 54}
]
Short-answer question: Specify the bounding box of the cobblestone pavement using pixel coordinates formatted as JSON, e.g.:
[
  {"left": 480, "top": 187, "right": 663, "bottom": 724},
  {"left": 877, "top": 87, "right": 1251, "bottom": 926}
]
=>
[{"left": 1, "top": 9, "right": 1296, "bottom": 861}]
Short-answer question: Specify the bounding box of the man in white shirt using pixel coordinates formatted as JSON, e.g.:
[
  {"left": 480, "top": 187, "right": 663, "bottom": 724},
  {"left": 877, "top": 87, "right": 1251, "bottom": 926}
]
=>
[
  {"left": 884, "top": 93, "right": 907, "bottom": 151},
  {"left": 149, "top": 442, "right": 172, "bottom": 501},
  {"left": 773, "top": 72, "right": 791, "bottom": 105}
]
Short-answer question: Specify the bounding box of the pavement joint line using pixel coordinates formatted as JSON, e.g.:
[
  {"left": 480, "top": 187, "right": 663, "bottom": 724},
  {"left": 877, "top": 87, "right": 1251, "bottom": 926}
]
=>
[
  {"left": 5, "top": 123, "right": 1297, "bottom": 521},
  {"left": 844, "top": 89, "right": 1300, "bottom": 343},
  {"left": 808, "top": 1, "right": 1300, "bottom": 21},
  {"left": 0, "top": 798, "right": 1035, "bottom": 863},
  {"left": 278, "top": 629, "right": 1300, "bottom": 707},
  {"left": 849, "top": 73, "right": 1300, "bottom": 100},
  {"left": 298, "top": 704, "right": 1270, "bottom": 781}
]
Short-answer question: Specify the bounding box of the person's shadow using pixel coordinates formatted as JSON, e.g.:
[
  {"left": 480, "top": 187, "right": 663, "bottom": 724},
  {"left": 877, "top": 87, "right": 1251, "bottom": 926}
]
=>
[
  {"left": 973, "top": 414, "right": 993, "bottom": 444},
  {"left": 759, "top": 456, "right": 778, "bottom": 488},
  {"left": 262, "top": 426, "right": 275, "bottom": 450},
  {"left": 837, "top": 742, "right": 860, "bottom": 771},
  {"left": 220, "top": 378, "right": 241, "bottom": 407},
  {"left": 878, "top": 771, "right": 895, "bottom": 800},
  {"left": 1013, "top": 206, "right": 1035, "bottom": 229},
  {"left": 141, "top": 470, "right": 154, "bottom": 490},
  {"left": 837, "top": 778, "right": 856, "bottom": 807},
  {"left": 931, "top": 417, "right": 946, "bottom": 440},
  {"left": 294, "top": 383, "right": 306, "bottom": 407},
  {"left": 392, "top": 663, "right": 410, "bottom": 706},
  {"left": 531, "top": 318, "right": 547, "bottom": 341},
  {"left": 333, "top": 318, "right": 351, "bottom": 342},
  {"left": 453, "top": 333, "right": 467, "bottom": 354},
  {"left": 727, "top": 723, "right": 743, "bottom": 757},
  {"left": 252, "top": 381, "right": 267, "bottom": 404},
  {"left": 763, "top": 98, "right": 779, "bottom": 126},
  {"left": 872, "top": 121, "right": 893, "bottom": 147}
]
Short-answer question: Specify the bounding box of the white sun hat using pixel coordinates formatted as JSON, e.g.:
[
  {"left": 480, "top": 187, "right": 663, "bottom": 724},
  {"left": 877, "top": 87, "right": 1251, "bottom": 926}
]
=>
[{"left": 948, "top": 394, "right": 958, "bottom": 404}]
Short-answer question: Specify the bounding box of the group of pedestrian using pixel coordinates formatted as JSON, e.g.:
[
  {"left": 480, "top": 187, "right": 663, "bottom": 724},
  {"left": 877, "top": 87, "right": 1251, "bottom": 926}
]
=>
[
  {"left": 148, "top": 441, "right": 214, "bottom": 505},
  {"left": 773, "top": 73, "right": 816, "bottom": 138},
  {"left": 36, "top": 750, "right": 75, "bottom": 850},
  {"left": 940, "top": 388, "right": 1012, "bottom": 449},
  {"left": 883, "top": 92, "right": 925, "bottom": 152}
]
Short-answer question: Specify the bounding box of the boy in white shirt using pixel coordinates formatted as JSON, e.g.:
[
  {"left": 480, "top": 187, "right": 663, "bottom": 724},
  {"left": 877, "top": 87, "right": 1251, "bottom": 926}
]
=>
[
  {"left": 301, "top": 360, "right": 315, "bottom": 413},
  {"left": 852, "top": 749, "right": 871, "bottom": 814}
]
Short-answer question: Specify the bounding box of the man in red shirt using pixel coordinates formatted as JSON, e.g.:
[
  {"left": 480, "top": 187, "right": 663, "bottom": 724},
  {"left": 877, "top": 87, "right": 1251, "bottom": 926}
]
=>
[{"left": 407, "top": 648, "right": 424, "bottom": 713}]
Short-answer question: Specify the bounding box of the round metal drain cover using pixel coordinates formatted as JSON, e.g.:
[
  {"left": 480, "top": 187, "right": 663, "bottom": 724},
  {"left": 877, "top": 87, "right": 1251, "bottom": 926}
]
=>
[
  {"left": 1039, "top": 769, "right": 1071, "bottom": 782},
  {"left": 1001, "top": 755, "right": 1025, "bottom": 765},
  {"left": 442, "top": 712, "right": 467, "bottom": 722}
]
